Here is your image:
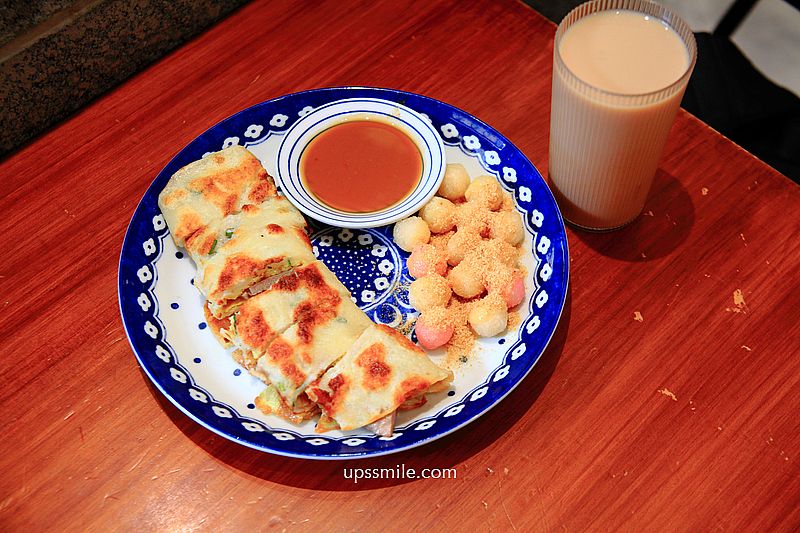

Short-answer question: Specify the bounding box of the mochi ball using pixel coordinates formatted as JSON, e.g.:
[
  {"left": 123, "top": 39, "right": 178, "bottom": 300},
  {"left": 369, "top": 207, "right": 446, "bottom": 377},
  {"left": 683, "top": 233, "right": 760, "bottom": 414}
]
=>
[
  {"left": 465, "top": 175, "right": 503, "bottom": 211},
  {"left": 420, "top": 197, "right": 456, "bottom": 234},
  {"left": 393, "top": 216, "right": 430, "bottom": 252},
  {"left": 437, "top": 163, "right": 470, "bottom": 201},
  {"left": 468, "top": 294, "right": 508, "bottom": 337}
]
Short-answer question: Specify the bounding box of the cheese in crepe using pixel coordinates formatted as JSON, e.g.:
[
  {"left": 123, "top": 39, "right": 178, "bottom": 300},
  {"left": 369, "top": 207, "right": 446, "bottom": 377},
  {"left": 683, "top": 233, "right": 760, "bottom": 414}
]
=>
[{"left": 306, "top": 324, "right": 452, "bottom": 431}]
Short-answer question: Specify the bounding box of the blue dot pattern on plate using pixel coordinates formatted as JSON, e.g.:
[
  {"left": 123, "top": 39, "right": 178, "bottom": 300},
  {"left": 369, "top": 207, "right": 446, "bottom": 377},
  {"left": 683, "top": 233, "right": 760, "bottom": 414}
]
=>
[
  {"left": 193, "top": 357, "right": 201, "bottom": 363},
  {"left": 233, "top": 369, "right": 242, "bottom": 376},
  {"left": 198, "top": 322, "right": 207, "bottom": 330},
  {"left": 171, "top": 302, "right": 179, "bottom": 309},
  {"left": 175, "top": 251, "right": 184, "bottom": 259},
  {"left": 310, "top": 224, "right": 415, "bottom": 331}
]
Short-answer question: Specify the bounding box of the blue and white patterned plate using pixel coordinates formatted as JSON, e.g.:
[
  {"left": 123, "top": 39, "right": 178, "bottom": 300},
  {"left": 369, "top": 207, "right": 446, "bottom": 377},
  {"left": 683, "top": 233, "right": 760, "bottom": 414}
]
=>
[
  {"left": 118, "top": 87, "right": 569, "bottom": 459},
  {"left": 276, "top": 98, "right": 445, "bottom": 227}
]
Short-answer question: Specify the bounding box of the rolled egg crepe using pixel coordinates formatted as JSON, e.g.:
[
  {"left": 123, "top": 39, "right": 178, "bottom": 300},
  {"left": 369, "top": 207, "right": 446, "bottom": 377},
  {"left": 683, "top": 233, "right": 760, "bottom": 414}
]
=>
[
  {"left": 158, "top": 146, "right": 314, "bottom": 318},
  {"left": 158, "top": 146, "right": 277, "bottom": 257},
  {"left": 196, "top": 198, "right": 315, "bottom": 318},
  {"left": 227, "top": 261, "right": 352, "bottom": 371},
  {"left": 306, "top": 324, "right": 452, "bottom": 431},
  {"left": 254, "top": 285, "right": 373, "bottom": 409}
]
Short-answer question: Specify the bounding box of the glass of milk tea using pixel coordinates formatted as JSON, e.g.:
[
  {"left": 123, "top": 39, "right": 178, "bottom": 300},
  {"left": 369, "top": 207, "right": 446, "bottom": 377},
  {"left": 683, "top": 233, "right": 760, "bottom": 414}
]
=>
[{"left": 548, "top": 0, "right": 697, "bottom": 230}]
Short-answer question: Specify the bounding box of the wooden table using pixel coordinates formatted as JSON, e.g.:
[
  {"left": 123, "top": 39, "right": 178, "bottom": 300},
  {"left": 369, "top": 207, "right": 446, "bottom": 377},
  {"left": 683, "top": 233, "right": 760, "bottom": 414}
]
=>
[{"left": 2, "top": 0, "right": 798, "bottom": 530}]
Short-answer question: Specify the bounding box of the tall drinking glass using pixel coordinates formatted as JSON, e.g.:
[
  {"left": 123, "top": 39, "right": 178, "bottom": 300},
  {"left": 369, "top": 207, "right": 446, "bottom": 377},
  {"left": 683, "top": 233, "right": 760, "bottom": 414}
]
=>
[{"left": 548, "top": 0, "right": 697, "bottom": 230}]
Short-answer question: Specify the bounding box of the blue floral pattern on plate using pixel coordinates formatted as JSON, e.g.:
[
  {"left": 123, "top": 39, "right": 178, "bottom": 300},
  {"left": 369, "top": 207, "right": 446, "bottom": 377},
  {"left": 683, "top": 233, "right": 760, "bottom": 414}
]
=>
[{"left": 118, "top": 87, "right": 569, "bottom": 459}]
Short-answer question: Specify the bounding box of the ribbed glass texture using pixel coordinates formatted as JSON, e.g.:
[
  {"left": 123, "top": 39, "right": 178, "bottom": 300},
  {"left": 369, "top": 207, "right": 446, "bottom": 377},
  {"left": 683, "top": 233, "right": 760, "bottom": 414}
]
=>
[{"left": 548, "top": 0, "right": 697, "bottom": 230}]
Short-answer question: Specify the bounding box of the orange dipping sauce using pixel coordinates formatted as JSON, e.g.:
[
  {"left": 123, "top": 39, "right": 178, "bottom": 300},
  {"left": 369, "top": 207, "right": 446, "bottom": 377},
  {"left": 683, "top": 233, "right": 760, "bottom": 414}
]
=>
[{"left": 301, "top": 120, "right": 422, "bottom": 213}]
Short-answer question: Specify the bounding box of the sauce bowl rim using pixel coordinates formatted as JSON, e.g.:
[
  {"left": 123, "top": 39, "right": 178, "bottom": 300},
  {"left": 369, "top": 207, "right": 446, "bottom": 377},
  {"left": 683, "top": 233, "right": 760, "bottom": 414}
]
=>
[{"left": 275, "top": 97, "right": 446, "bottom": 228}]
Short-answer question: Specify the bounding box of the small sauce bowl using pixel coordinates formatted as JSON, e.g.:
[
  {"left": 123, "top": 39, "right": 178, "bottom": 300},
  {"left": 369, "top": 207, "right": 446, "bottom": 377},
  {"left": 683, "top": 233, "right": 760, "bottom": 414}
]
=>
[{"left": 275, "top": 98, "right": 445, "bottom": 228}]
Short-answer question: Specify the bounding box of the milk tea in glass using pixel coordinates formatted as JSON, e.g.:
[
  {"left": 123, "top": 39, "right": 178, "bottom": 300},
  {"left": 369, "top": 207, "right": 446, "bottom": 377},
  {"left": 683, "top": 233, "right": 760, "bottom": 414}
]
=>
[{"left": 549, "top": 0, "right": 697, "bottom": 230}]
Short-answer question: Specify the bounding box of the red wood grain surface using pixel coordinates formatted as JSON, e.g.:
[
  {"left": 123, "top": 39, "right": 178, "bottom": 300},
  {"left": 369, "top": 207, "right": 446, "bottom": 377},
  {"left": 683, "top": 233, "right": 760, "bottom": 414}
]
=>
[{"left": 1, "top": 0, "right": 798, "bottom": 530}]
